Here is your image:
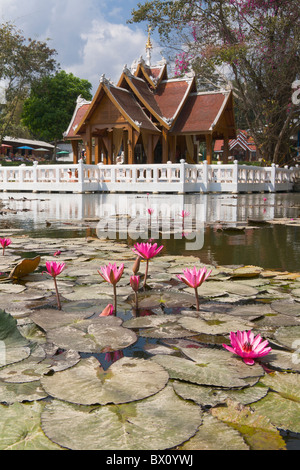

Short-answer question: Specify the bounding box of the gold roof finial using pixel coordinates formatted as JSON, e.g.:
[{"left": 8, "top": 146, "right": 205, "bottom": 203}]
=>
[
  {"left": 146, "top": 25, "right": 152, "bottom": 50},
  {"left": 146, "top": 25, "right": 152, "bottom": 66}
]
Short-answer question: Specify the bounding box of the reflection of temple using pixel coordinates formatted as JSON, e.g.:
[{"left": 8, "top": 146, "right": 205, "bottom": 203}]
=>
[{"left": 64, "top": 36, "right": 236, "bottom": 166}]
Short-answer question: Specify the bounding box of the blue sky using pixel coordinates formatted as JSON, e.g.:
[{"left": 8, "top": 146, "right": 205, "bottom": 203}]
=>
[{"left": 0, "top": 0, "right": 163, "bottom": 93}]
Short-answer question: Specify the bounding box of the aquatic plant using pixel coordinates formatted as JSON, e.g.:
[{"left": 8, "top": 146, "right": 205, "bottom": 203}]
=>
[
  {"left": 99, "top": 304, "right": 114, "bottom": 317},
  {"left": 130, "top": 275, "right": 140, "bottom": 309},
  {"left": 132, "top": 242, "right": 164, "bottom": 288},
  {"left": 0, "top": 238, "right": 11, "bottom": 255},
  {"left": 97, "top": 263, "right": 124, "bottom": 313},
  {"left": 223, "top": 330, "right": 272, "bottom": 366},
  {"left": 177, "top": 266, "right": 212, "bottom": 310},
  {"left": 43, "top": 261, "right": 66, "bottom": 310}
]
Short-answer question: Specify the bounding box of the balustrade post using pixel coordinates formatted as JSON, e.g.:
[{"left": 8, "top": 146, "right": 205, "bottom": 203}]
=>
[
  {"left": 202, "top": 160, "right": 208, "bottom": 193},
  {"left": 179, "top": 159, "right": 186, "bottom": 193},
  {"left": 232, "top": 160, "right": 239, "bottom": 193},
  {"left": 32, "top": 161, "right": 38, "bottom": 192},
  {"left": 269, "top": 163, "right": 276, "bottom": 192}
]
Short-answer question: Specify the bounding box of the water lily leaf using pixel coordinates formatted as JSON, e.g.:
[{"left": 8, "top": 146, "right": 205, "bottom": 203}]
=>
[
  {"left": 0, "top": 359, "right": 51, "bottom": 383},
  {"left": 252, "top": 373, "right": 300, "bottom": 433},
  {"left": 0, "top": 309, "right": 31, "bottom": 366},
  {"left": 262, "top": 350, "right": 300, "bottom": 372},
  {"left": 151, "top": 348, "right": 264, "bottom": 388},
  {"left": 124, "top": 315, "right": 197, "bottom": 339},
  {"left": 173, "top": 380, "right": 269, "bottom": 408},
  {"left": 274, "top": 326, "right": 300, "bottom": 350},
  {"left": 29, "top": 309, "right": 99, "bottom": 331},
  {"left": 211, "top": 400, "right": 286, "bottom": 450},
  {"left": 231, "top": 265, "right": 263, "bottom": 278},
  {"left": 185, "top": 281, "right": 259, "bottom": 298},
  {"left": 41, "top": 385, "right": 202, "bottom": 450},
  {"left": 46, "top": 320, "right": 137, "bottom": 353},
  {"left": 178, "top": 312, "right": 255, "bottom": 335},
  {"left": 0, "top": 401, "right": 63, "bottom": 450},
  {"left": 0, "top": 381, "right": 47, "bottom": 404},
  {"left": 41, "top": 356, "right": 169, "bottom": 405},
  {"left": 271, "top": 301, "right": 300, "bottom": 317},
  {"left": 8, "top": 256, "right": 41, "bottom": 280},
  {"left": 178, "top": 413, "right": 249, "bottom": 450}
]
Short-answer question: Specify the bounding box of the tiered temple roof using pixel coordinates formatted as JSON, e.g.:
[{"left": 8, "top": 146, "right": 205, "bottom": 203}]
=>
[{"left": 65, "top": 56, "right": 236, "bottom": 165}]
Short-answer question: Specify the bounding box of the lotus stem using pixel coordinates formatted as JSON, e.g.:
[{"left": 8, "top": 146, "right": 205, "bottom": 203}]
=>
[
  {"left": 53, "top": 277, "right": 62, "bottom": 310},
  {"left": 194, "top": 287, "right": 199, "bottom": 311}
]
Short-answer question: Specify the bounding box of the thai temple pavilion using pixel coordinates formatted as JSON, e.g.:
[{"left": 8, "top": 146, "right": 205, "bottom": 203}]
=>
[{"left": 64, "top": 36, "right": 236, "bottom": 166}]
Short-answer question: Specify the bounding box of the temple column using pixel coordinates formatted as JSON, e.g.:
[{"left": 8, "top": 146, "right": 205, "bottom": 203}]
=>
[
  {"left": 94, "top": 136, "right": 101, "bottom": 164},
  {"left": 169, "top": 135, "right": 177, "bottom": 163},
  {"left": 127, "top": 126, "right": 134, "bottom": 164},
  {"left": 162, "top": 128, "right": 169, "bottom": 163},
  {"left": 85, "top": 126, "right": 93, "bottom": 164},
  {"left": 223, "top": 131, "right": 229, "bottom": 164},
  {"left": 71, "top": 141, "right": 79, "bottom": 163},
  {"left": 206, "top": 134, "right": 213, "bottom": 164}
]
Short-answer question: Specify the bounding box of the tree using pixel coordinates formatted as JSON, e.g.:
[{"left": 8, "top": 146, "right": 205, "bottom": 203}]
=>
[
  {"left": 130, "top": 0, "right": 300, "bottom": 164},
  {"left": 0, "top": 22, "right": 57, "bottom": 143},
  {"left": 22, "top": 70, "right": 93, "bottom": 154}
]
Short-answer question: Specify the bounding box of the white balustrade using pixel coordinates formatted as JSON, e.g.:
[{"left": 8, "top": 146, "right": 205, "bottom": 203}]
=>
[{"left": 0, "top": 159, "right": 298, "bottom": 194}]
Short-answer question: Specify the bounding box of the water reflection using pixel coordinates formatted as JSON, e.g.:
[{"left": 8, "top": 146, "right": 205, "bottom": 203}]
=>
[{"left": 0, "top": 191, "right": 299, "bottom": 271}]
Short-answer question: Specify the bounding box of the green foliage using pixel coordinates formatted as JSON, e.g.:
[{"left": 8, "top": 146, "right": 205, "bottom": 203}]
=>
[
  {"left": 22, "top": 71, "right": 92, "bottom": 143},
  {"left": 0, "top": 22, "right": 57, "bottom": 142}
]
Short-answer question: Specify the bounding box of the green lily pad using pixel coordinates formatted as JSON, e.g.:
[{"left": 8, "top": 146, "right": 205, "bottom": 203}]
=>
[
  {"left": 274, "top": 326, "right": 300, "bottom": 350},
  {"left": 271, "top": 301, "right": 300, "bottom": 317},
  {"left": 151, "top": 347, "right": 264, "bottom": 388},
  {"left": 0, "top": 401, "right": 63, "bottom": 450},
  {"left": 211, "top": 399, "right": 286, "bottom": 450},
  {"left": 46, "top": 320, "right": 137, "bottom": 353},
  {"left": 178, "top": 312, "right": 255, "bottom": 335},
  {"left": 41, "top": 385, "right": 202, "bottom": 450},
  {"left": 178, "top": 413, "right": 249, "bottom": 450},
  {"left": 41, "top": 356, "right": 169, "bottom": 405},
  {"left": 252, "top": 372, "right": 300, "bottom": 433},
  {"left": 124, "top": 315, "right": 197, "bottom": 339},
  {"left": 173, "top": 380, "right": 269, "bottom": 407},
  {"left": 0, "top": 309, "right": 31, "bottom": 366},
  {"left": 0, "top": 381, "right": 47, "bottom": 404}
]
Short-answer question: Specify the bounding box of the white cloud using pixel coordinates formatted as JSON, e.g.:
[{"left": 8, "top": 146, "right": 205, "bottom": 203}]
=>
[{"left": 0, "top": 0, "right": 163, "bottom": 93}]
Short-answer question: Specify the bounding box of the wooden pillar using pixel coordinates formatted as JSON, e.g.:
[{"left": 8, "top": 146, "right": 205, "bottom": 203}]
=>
[
  {"left": 206, "top": 134, "right": 213, "bottom": 164},
  {"left": 223, "top": 131, "right": 229, "bottom": 164},
  {"left": 169, "top": 135, "right": 177, "bottom": 163},
  {"left": 162, "top": 128, "right": 168, "bottom": 163},
  {"left": 94, "top": 136, "right": 101, "bottom": 164},
  {"left": 127, "top": 126, "right": 134, "bottom": 164},
  {"left": 71, "top": 141, "right": 79, "bottom": 163},
  {"left": 107, "top": 131, "right": 113, "bottom": 165},
  {"left": 85, "top": 125, "right": 93, "bottom": 164}
]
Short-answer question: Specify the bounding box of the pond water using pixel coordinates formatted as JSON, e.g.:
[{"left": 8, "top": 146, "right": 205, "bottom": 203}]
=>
[
  {"left": 0, "top": 191, "right": 300, "bottom": 450},
  {"left": 1, "top": 191, "right": 299, "bottom": 272}
]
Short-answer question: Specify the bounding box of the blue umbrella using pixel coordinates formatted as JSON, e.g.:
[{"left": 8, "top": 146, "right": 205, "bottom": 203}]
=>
[{"left": 17, "top": 146, "right": 34, "bottom": 150}]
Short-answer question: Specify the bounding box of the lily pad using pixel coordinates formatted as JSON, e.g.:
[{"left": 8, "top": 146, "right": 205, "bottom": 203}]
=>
[
  {"left": 0, "top": 309, "right": 31, "bottom": 366},
  {"left": 46, "top": 320, "right": 137, "bottom": 353},
  {"left": 211, "top": 399, "right": 286, "bottom": 450},
  {"left": 124, "top": 315, "right": 197, "bottom": 339},
  {"left": 271, "top": 301, "right": 300, "bottom": 317},
  {"left": 178, "top": 312, "right": 255, "bottom": 335},
  {"left": 0, "top": 401, "right": 63, "bottom": 450},
  {"left": 252, "top": 372, "right": 300, "bottom": 434},
  {"left": 8, "top": 256, "right": 41, "bottom": 280},
  {"left": 178, "top": 413, "right": 249, "bottom": 450},
  {"left": 274, "top": 326, "right": 300, "bottom": 350},
  {"left": 0, "top": 381, "right": 47, "bottom": 404},
  {"left": 41, "top": 385, "right": 202, "bottom": 450},
  {"left": 151, "top": 347, "right": 264, "bottom": 388},
  {"left": 41, "top": 356, "right": 169, "bottom": 405}
]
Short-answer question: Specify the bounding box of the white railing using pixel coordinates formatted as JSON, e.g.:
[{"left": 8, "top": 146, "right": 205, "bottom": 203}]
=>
[{"left": 0, "top": 159, "right": 299, "bottom": 194}]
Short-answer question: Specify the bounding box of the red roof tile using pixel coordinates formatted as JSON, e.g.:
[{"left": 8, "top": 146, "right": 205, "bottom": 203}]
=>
[
  {"left": 153, "top": 79, "right": 192, "bottom": 122},
  {"left": 64, "top": 103, "right": 90, "bottom": 139},
  {"left": 171, "top": 92, "right": 227, "bottom": 134}
]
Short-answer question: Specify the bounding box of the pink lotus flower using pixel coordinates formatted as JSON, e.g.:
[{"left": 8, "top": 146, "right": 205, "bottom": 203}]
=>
[
  {"left": 44, "top": 261, "right": 66, "bottom": 310},
  {"left": 132, "top": 242, "right": 164, "bottom": 261},
  {"left": 132, "top": 242, "right": 164, "bottom": 287},
  {"left": 97, "top": 263, "right": 124, "bottom": 285},
  {"left": 97, "top": 263, "right": 124, "bottom": 314},
  {"left": 54, "top": 250, "right": 61, "bottom": 256},
  {"left": 130, "top": 275, "right": 140, "bottom": 292},
  {"left": 177, "top": 266, "right": 212, "bottom": 310},
  {"left": 147, "top": 208, "right": 154, "bottom": 215},
  {"left": 45, "top": 261, "right": 66, "bottom": 278},
  {"left": 223, "top": 330, "right": 272, "bottom": 366},
  {"left": 0, "top": 238, "right": 11, "bottom": 255},
  {"left": 130, "top": 275, "right": 140, "bottom": 310},
  {"left": 99, "top": 304, "right": 114, "bottom": 317},
  {"left": 180, "top": 210, "right": 190, "bottom": 218}
]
